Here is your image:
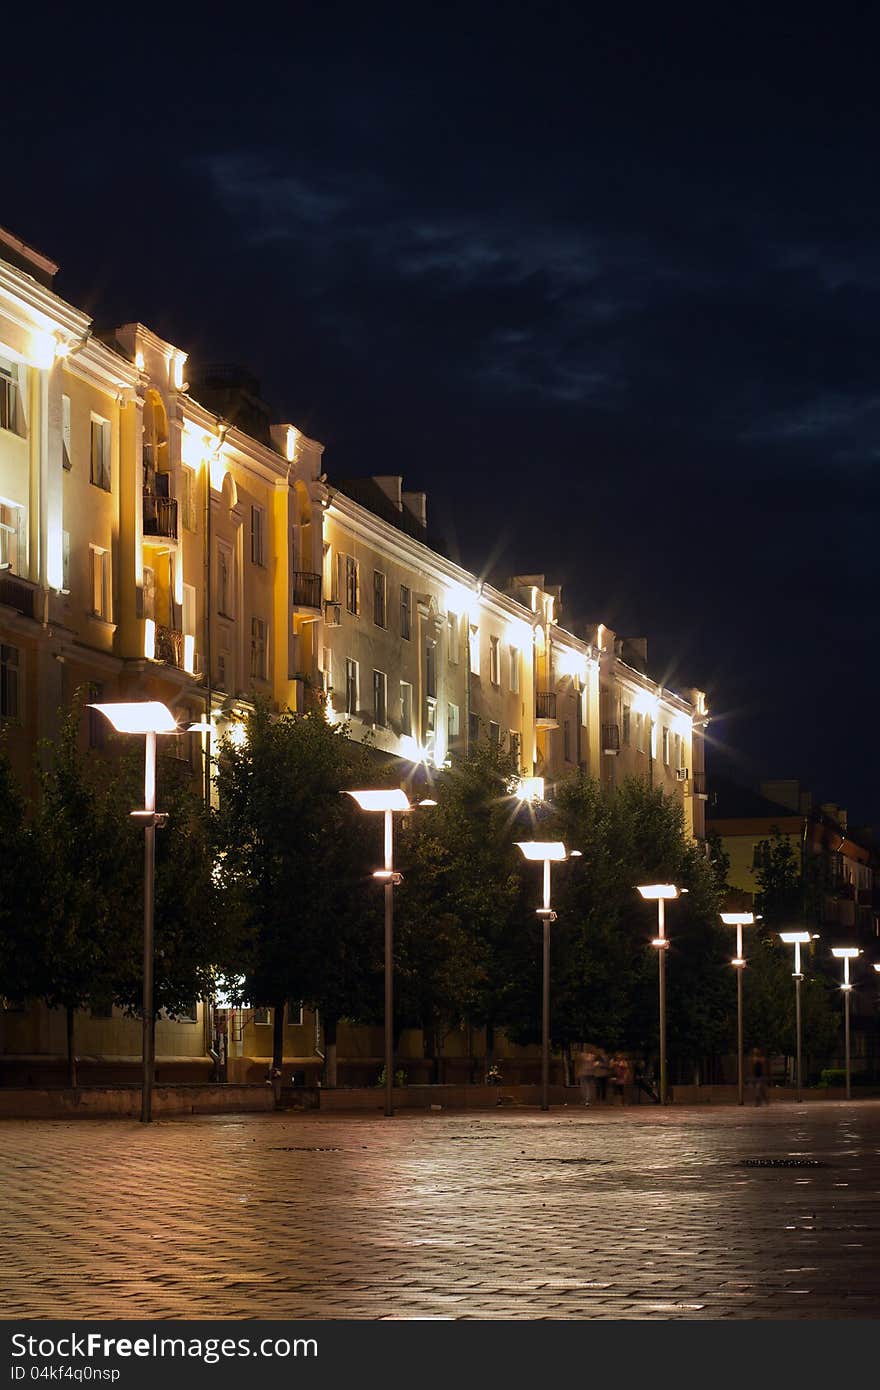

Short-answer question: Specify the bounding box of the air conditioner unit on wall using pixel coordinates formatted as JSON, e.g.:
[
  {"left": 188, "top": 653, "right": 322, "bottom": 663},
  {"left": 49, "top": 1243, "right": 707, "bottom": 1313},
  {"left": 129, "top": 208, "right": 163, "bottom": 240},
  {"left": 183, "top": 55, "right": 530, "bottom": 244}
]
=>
[
  {"left": 323, "top": 601, "right": 341, "bottom": 627},
  {"left": 676, "top": 767, "right": 689, "bottom": 781}
]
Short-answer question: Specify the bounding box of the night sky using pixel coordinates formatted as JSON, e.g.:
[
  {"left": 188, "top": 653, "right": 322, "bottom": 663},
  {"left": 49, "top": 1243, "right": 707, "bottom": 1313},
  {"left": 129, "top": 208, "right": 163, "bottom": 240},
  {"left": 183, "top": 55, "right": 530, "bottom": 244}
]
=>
[{"left": 6, "top": 5, "right": 879, "bottom": 821}]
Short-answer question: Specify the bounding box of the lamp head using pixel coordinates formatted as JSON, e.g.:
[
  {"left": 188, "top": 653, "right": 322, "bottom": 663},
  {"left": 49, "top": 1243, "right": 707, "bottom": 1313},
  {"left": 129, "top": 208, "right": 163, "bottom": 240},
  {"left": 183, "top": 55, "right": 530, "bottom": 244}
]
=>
[
  {"left": 720, "top": 912, "right": 756, "bottom": 925},
  {"left": 637, "top": 884, "right": 679, "bottom": 900},
  {"left": 89, "top": 701, "right": 178, "bottom": 735},
  {"left": 515, "top": 841, "right": 567, "bottom": 862},
  {"left": 346, "top": 789, "right": 411, "bottom": 813},
  {"left": 831, "top": 947, "right": 860, "bottom": 959},
  {"left": 779, "top": 931, "right": 811, "bottom": 944}
]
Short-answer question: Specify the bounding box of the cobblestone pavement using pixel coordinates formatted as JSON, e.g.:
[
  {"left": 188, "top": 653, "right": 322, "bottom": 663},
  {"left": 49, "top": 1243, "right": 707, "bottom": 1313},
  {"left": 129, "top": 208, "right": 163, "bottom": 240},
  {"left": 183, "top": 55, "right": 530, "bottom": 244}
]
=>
[{"left": 2, "top": 1101, "right": 880, "bottom": 1319}]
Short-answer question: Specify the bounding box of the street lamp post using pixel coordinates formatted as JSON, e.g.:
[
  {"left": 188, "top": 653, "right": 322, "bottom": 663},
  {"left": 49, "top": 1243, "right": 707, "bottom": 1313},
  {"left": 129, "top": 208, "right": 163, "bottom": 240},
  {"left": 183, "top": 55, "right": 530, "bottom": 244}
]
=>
[
  {"left": 720, "top": 912, "right": 759, "bottom": 1105},
  {"left": 515, "top": 841, "right": 568, "bottom": 1111},
  {"left": 637, "top": 884, "right": 680, "bottom": 1106},
  {"left": 346, "top": 789, "right": 411, "bottom": 1118},
  {"left": 831, "top": 947, "right": 860, "bottom": 1100},
  {"left": 779, "top": 931, "right": 813, "bottom": 1102},
  {"left": 89, "top": 701, "right": 178, "bottom": 1123}
]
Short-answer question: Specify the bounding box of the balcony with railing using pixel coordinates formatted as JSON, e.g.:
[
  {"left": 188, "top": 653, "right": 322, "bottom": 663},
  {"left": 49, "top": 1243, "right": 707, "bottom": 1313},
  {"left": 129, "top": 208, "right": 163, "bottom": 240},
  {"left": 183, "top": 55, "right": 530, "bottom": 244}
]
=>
[
  {"left": 0, "top": 571, "right": 37, "bottom": 620},
  {"left": 292, "top": 571, "right": 322, "bottom": 610},
  {"left": 535, "top": 691, "right": 558, "bottom": 727},
  {"left": 143, "top": 494, "right": 179, "bottom": 541},
  {"left": 602, "top": 722, "right": 620, "bottom": 754},
  {"left": 155, "top": 624, "right": 184, "bottom": 668}
]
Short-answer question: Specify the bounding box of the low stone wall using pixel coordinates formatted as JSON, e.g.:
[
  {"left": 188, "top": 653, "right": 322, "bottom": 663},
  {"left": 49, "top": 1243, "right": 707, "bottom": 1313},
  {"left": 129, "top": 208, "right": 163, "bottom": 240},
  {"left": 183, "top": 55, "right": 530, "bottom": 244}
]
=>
[
  {"left": 670, "top": 1084, "right": 879, "bottom": 1105},
  {"left": 0, "top": 1084, "right": 275, "bottom": 1119},
  {"left": 315, "top": 1084, "right": 579, "bottom": 1110}
]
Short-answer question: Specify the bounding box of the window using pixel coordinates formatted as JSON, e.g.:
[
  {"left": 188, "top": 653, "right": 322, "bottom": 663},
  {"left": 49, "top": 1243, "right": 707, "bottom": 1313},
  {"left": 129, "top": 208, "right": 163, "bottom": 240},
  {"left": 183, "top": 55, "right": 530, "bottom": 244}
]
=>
[
  {"left": 509, "top": 645, "right": 519, "bottom": 693},
  {"left": 250, "top": 617, "right": 268, "bottom": 681},
  {"left": 0, "top": 644, "right": 19, "bottom": 720},
  {"left": 400, "top": 584, "right": 411, "bottom": 639},
  {"left": 182, "top": 467, "right": 197, "bottom": 530},
  {"left": 345, "top": 658, "right": 359, "bottom": 715},
  {"left": 61, "top": 531, "right": 70, "bottom": 591},
  {"left": 373, "top": 570, "right": 387, "bottom": 628},
  {"left": 0, "top": 503, "right": 24, "bottom": 575},
  {"left": 183, "top": 583, "right": 196, "bottom": 639},
  {"left": 251, "top": 505, "right": 266, "bottom": 565},
  {"left": 322, "top": 647, "right": 332, "bottom": 696},
  {"left": 62, "top": 395, "right": 71, "bottom": 469},
  {"left": 0, "top": 356, "right": 25, "bottom": 437},
  {"left": 252, "top": 1008, "right": 271, "bottom": 1026},
  {"left": 489, "top": 635, "right": 500, "bottom": 685},
  {"left": 622, "top": 703, "right": 631, "bottom": 746},
  {"left": 89, "top": 546, "right": 110, "bottom": 621},
  {"left": 468, "top": 711, "right": 480, "bottom": 745},
  {"left": 674, "top": 731, "right": 682, "bottom": 771},
  {"left": 425, "top": 696, "right": 437, "bottom": 753},
  {"left": 425, "top": 641, "right": 437, "bottom": 699},
  {"left": 563, "top": 719, "right": 572, "bottom": 762},
  {"left": 662, "top": 726, "right": 670, "bottom": 765},
  {"left": 287, "top": 1001, "right": 304, "bottom": 1027},
  {"left": 345, "top": 555, "right": 359, "bottom": 615},
  {"left": 635, "top": 712, "right": 644, "bottom": 753},
  {"left": 89, "top": 417, "right": 111, "bottom": 490},
  {"left": 447, "top": 702, "right": 460, "bottom": 743},
  {"left": 489, "top": 720, "right": 500, "bottom": 747},
  {"left": 217, "top": 542, "right": 234, "bottom": 617},
  {"left": 469, "top": 625, "right": 480, "bottom": 675},
  {"left": 400, "top": 681, "right": 413, "bottom": 736},
  {"left": 510, "top": 730, "right": 521, "bottom": 765},
  {"left": 447, "top": 612, "right": 458, "bottom": 662},
  {"left": 175, "top": 1003, "right": 198, "bottom": 1023},
  {"left": 372, "top": 669, "right": 387, "bottom": 726}
]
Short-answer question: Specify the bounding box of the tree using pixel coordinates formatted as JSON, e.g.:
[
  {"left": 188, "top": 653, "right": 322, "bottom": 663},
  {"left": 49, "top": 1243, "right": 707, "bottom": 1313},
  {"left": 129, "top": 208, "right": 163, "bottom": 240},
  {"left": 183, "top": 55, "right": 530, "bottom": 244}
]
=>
[
  {"left": 31, "top": 699, "right": 140, "bottom": 1085},
  {"left": 213, "top": 701, "right": 380, "bottom": 1082},
  {"left": 0, "top": 740, "right": 38, "bottom": 1010}
]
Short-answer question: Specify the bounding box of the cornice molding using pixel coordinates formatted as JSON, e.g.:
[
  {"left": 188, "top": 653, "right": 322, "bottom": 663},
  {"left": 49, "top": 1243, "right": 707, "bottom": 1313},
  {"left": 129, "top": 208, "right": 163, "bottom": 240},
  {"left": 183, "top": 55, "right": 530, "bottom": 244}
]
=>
[{"left": 0, "top": 260, "right": 90, "bottom": 342}]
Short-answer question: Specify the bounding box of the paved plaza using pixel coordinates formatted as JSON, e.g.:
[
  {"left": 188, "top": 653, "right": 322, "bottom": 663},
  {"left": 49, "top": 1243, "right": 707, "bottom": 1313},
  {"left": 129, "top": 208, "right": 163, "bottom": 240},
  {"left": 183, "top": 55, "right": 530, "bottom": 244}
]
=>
[{"left": 2, "top": 1100, "right": 880, "bottom": 1319}]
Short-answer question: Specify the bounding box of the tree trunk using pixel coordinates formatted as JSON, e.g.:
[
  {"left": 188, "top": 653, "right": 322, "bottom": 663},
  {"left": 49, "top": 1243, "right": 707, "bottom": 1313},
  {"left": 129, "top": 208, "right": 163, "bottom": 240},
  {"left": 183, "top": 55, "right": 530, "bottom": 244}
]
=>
[
  {"left": 66, "top": 1007, "right": 77, "bottom": 1089},
  {"left": 323, "top": 1014, "right": 338, "bottom": 1088},
  {"left": 562, "top": 1043, "right": 572, "bottom": 1087},
  {"left": 272, "top": 999, "right": 286, "bottom": 1073},
  {"left": 485, "top": 1021, "right": 495, "bottom": 1081}
]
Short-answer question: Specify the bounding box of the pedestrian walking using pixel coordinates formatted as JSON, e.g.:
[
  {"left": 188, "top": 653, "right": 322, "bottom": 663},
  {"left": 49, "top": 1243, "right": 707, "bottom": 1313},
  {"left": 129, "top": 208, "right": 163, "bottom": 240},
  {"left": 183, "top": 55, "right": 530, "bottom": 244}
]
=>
[
  {"left": 593, "top": 1051, "right": 610, "bottom": 1103},
  {"left": 611, "top": 1054, "right": 630, "bottom": 1105},
  {"left": 576, "top": 1048, "right": 596, "bottom": 1106},
  {"left": 751, "top": 1048, "right": 768, "bottom": 1106}
]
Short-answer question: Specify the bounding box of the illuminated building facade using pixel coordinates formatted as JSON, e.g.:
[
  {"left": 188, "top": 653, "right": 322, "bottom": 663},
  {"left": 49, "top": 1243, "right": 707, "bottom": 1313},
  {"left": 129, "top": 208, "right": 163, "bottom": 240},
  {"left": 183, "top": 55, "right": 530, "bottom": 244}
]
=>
[{"left": 0, "top": 226, "right": 708, "bottom": 1082}]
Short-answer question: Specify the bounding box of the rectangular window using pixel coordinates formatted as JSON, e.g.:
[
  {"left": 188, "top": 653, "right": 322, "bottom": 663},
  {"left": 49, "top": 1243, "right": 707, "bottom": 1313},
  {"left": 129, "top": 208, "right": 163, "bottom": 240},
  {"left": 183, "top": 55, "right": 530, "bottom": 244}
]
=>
[
  {"left": 251, "top": 505, "right": 266, "bottom": 565},
  {"left": 674, "top": 731, "right": 682, "bottom": 771},
  {"left": 400, "top": 681, "right": 413, "bottom": 736},
  {"left": 636, "top": 712, "right": 645, "bottom": 753},
  {"left": 0, "top": 504, "right": 24, "bottom": 576},
  {"left": 0, "top": 356, "right": 25, "bottom": 437},
  {"left": 400, "top": 584, "right": 411, "bottom": 639},
  {"left": 217, "top": 541, "right": 234, "bottom": 617},
  {"left": 345, "top": 658, "right": 359, "bottom": 715},
  {"left": 372, "top": 669, "right": 387, "bottom": 726},
  {"left": 447, "top": 701, "right": 460, "bottom": 743},
  {"left": 182, "top": 583, "right": 196, "bottom": 639},
  {"left": 88, "top": 681, "right": 106, "bottom": 749},
  {"left": 468, "top": 711, "right": 480, "bottom": 745},
  {"left": 250, "top": 617, "right": 268, "bottom": 681},
  {"left": 489, "top": 720, "right": 500, "bottom": 747},
  {"left": 662, "top": 726, "right": 670, "bottom": 765},
  {"left": 373, "top": 570, "right": 387, "bottom": 628},
  {"left": 622, "top": 703, "right": 631, "bottom": 746},
  {"left": 563, "top": 719, "right": 572, "bottom": 762},
  {"left": 489, "top": 635, "right": 500, "bottom": 685},
  {"left": 182, "top": 467, "right": 197, "bottom": 530},
  {"left": 61, "top": 531, "right": 70, "bottom": 591},
  {"left": 61, "top": 394, "right": 71, "bottom": 469},
  {"left": 425, "top": 641, "right": 437, "bottom": 699},
  {"left": 509, "top": 645, "right": 519, "bottom": 693},
  {"left": 89, "top": 546, "right": 110, "bottom": 620},
  {"left": 89, "top": 417, "right": 111, "bottom": 490},
  {"left": 322, "top": 647, "right": 332, "bottom": 696},
  {"left": 469, "top": 625, "right": 480, "bottom": 675},
  {"left": 447, "top": 612, "right": 458, "bottom": 663},
  {"left": 0, "top": 644, "right": 20, "bottom": 720},
  {"left": 510, "top": 730, "right": 521, "bottom": 765},
  {"left": 252, "top": 1008, "right": 271, "bottom": 1026},
  {"left": 345, "top": 555, "right": 359, "bottom": 615},
  {"left": 287, "top": 1001, "right": 304, "bottom": 1027}
]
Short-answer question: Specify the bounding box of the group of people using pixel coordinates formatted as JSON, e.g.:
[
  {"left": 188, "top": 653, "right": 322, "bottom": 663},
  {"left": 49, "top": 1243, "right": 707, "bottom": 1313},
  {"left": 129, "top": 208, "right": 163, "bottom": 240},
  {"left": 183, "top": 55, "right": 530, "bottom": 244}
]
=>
[{"left": 576, "top": 1049, "right": 645, "bottom": 1105}]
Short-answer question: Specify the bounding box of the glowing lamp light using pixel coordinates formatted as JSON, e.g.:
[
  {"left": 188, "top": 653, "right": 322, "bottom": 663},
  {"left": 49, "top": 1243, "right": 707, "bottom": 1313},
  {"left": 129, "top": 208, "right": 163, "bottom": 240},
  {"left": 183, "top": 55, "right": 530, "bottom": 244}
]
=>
[
  {"left": 506, "top": 617, "right": 532, "bottom": 649},
  {"left": 183, "top": 634, "right": 196, "bottom": 673},
  {"left": 672, "top": 711, "right": 692, "bottom": 737},
  {"left": 515, "top": 841, "right": 567, "bottom": 862},
  {"left": 29, "top": 332, "right": 55, "bottom": 370},
  {"left": 346, "top": 789, "right": 411, "bottom": 813},
  {"left": 637, "top": 884, "right": 679, "bottom": 901},
  {"left": 228, "top": 722, "right": 248, "bottom": 749},
  {"left": 721, "top": 912, "right": 758, "bottom": 925},
  {"left": 831, "top": 947, "right": 860, "bottom": 958},
  {"left": 556, "top": 647, "right": 588, "bottom": 682},
  {"left": 874, "top": 964, "right": 880, "bottom": 974},
  {"left": 445, "top": 582, "right": 479, "bottom": 621},
  {"left": 516, "top": 776, "right": 545, "bottom": 803},
  {"left": 135, "top": 349, "right": 145, "bottom": 372},
  {"left": 418, "top": 798, "right": 438, "bottom": 807},
  {"left": 88, "top": 701, "right": 178, "bottom": 735},
  {"left": 209, "top": 453, "right": 227, "bottom": 492},
  {"left": 779, "top": 932, "right": 811, "bottom": 944},
  {"left": 144, "top": 618, "right": 156, "bottom": 660},
  {"left": 632, "top": 689, "right": 660, "bottom": 718},
  {"left": 286, "top": 425, "right": 297, "bottom": 462}
]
